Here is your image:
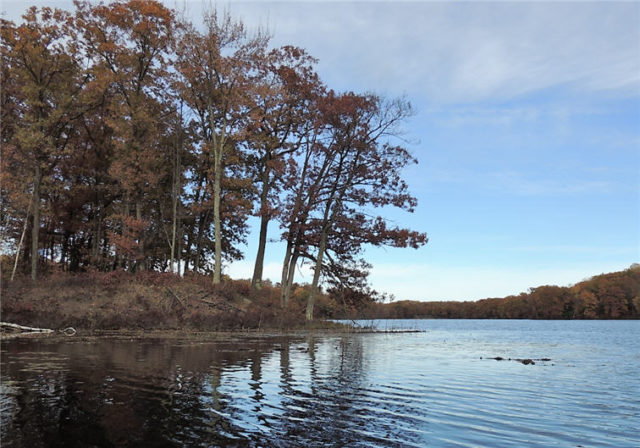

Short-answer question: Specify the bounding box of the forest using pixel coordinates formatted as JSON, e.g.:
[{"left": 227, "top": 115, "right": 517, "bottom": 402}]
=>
[
  {"left": 353, "top": 265, "right": 640, "bottom": 320},
  {"left": 0, "top": 1, "right": 427, "bottom": 322}
]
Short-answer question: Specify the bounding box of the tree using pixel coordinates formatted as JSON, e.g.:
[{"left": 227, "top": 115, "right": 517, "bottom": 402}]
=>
[
  {"left": 1, "top": 8, "right": 85, "bottom": 280},
  {"left": 74, "top": 0, "right": 176, "bottom": 271},
  {"left": 246, "top": 46, "right": 321, "bottom": 289},
  {"left": 277, "top": 91, "right": 427, "bottom": 319},
  {"left": 175, "top": 10, "right": 267, "bottom": 283},
  {"left": 303, "top": 94, "right": 426, "bottom": 320}
]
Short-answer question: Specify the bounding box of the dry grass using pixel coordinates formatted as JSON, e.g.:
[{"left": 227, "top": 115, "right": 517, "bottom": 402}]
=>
[{"left": 1, "top": 271, "right": 334, "bottom": 332}]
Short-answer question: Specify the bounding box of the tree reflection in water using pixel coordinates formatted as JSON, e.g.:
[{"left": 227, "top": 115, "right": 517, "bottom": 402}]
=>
[{"left": 1, "top": 335, "right": 416, "bottom": 447}]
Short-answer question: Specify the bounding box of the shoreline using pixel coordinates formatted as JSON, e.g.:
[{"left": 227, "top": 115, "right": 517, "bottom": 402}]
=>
[{"left": 0, "top": 324, "right": 425, "bottom": 342}]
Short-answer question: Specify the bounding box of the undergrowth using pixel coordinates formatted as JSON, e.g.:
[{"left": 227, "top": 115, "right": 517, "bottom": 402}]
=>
[{"left": 1, "top": 271, "right": 339, "bottom": 332}]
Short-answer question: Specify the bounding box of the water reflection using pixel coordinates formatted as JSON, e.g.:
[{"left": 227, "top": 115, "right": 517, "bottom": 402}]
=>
[
  {"left": 1, "top": 336, "right": 391, "bottom": 447},
  {"left": 2, "top": 322, "right": 639, "bottom": 448}
]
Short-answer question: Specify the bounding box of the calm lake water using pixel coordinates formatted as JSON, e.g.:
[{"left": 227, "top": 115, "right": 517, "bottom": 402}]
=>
[{"left": 1, "top": 320, "right": 639, "bottom": 447}]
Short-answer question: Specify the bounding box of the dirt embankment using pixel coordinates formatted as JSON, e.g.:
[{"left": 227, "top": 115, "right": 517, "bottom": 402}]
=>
[{"left": 1, "top": 271, "right": 332, "bottom": 332}]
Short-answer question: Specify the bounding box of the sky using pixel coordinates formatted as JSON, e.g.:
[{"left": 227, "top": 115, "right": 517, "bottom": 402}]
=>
[{"left": 3, "top": 1, "right": 639, "bottom": 301}]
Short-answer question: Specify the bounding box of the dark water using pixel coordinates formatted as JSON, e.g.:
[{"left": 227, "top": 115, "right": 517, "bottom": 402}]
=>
[{"left": 1, "top": 320, "right": 639, "bottom": 447}]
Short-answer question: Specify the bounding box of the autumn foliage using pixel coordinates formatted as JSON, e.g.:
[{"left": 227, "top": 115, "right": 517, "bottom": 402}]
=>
[
  {"left": 355, "top": 265, "right": 640, "bottom": 320},
  {"left": 1, "top": 1, "right": 426, "bottom": 321}
]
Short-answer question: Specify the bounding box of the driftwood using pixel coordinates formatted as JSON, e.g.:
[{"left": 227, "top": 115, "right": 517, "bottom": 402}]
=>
[
  {"left": 0, "top": 322, "right": 77, "bottom": 338},
  {"left": 0, "top": 322, "right": 54, "bottom": 333}
]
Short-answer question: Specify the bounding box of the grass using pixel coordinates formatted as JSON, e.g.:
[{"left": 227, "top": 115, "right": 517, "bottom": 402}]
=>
[{"left": 1, "top": 270, "right": 344, "bottom": 333}]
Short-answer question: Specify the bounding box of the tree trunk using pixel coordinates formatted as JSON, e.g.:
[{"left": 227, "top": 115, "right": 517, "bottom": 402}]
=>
[
  {"left": 252, "top": 168, "right": 271, "bottom": 289},
  {"left": 281, "top": 250, "right": 299, "bottom": 308},
  {"left": 306, "top": 230, "right": 327, "bottom": 321},
  {"left": 285, "top": 252, "right": 298, "bottom": 305},
  {"left": 177, "top": 219, "right": 183, "bottom": 276},
  {"left": 280, "top": 241, "right": 293, "bottom": 307},
  {"left": 92, "top": 207, "right": 102, "bottom": 262},
  {"left": 252, "top": 214, "right": 269, "bottom": 289},
  {"left": 212, "top": 154, "right": 222, "bottom": 284},
  {"left": 136, "top": 200, "right": 144, "bottom": 271},
  {"left": 170, "top": 118, "right": 181, "bottom": 274},
  {"left": 11, "top": 194, "right": 32, "bottom": 281},
  {"left": 193, "top": 212, "right": 208, "bottom": 273},
  {"left": 31, "top": 165, "right": 41, "bottom": 282}
]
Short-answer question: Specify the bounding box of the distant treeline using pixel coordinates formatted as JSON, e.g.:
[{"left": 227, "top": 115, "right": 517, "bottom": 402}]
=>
[{"left": 352, "top": 266, "right": 640, "bottom": 320}]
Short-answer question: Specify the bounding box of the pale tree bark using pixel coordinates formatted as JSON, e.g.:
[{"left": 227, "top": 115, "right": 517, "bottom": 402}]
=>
[
  {"left": 11, "top": 193, "right": 32, "bottom": 281},
  {"left": 170, "top": 112, "right": 182, "bottom": 274},
  {"left": 212, "top": 153, "right": 223, "bottom": 284},
  {"left": 135, "top": 199, "right": 144, "bottom": 271},
  {"left": 31, "top": 165, "right": 41, "bottom": 282}
]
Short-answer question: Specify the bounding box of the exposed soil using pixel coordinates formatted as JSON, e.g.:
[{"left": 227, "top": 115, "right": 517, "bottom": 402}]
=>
[{"left": 1, "top": 271, "right": 340, "bottom": 333}]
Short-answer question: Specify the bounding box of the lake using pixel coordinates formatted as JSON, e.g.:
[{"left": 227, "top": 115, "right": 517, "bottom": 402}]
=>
[{"left": 1, "top": 320, "right": 638, "bottom": 447}]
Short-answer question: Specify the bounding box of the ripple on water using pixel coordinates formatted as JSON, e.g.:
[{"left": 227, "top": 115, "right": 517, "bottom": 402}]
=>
[{"left": 1, "top": 321, "right": 639, "bottom": 447}]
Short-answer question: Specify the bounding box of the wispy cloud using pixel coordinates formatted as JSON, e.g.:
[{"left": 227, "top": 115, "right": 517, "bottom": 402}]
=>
[
  {"left": 430, "top": 106, "right": 541, "bottom": 127},
  {"left": 487, "top": 170, "right": 612, "bottom": 196},
  {"left": 425, "top": 168, "right": 613, "bottom": 196},
  {"left": 223, "top": 1, "right": 640, "bottom": 103},
  {"left": 5, "top": 2, "right": 638, "bottom": 103},
  {"left": 427, "top": 104, "right": 609, "bottom": 128}
]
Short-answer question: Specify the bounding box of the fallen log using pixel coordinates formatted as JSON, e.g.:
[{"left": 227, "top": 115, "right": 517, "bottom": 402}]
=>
[{"left": 0, "top": 322, "right": 54, "bottom": 333}]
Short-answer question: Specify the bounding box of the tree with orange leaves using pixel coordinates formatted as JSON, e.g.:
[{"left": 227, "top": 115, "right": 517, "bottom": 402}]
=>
[
  {"left": 277, "top": 91, "right": 427, "bottom": 319},
  {"left": 1, "top": 7, "right": 86, "bottom": 280},
  {"left": 175, "top": 10, "right": 268, "bottom": 283},
  {"left": 74, "top": 0, "right": 176, "bottom": 271},
  {"left": 246, "top": 45, "right": 323, "bottom": 290}
]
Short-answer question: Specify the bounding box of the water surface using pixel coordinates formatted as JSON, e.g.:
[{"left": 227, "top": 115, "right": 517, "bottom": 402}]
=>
[{"left": 1, "top": 320, "right": 639, "bottom": 447}]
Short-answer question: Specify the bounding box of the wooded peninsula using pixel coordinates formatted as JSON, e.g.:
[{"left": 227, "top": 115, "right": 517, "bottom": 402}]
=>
[{"left": 1, "top": 0, "right": 425, "bottom": 323}]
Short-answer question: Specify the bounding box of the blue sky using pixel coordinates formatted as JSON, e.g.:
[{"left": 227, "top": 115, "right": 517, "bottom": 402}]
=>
[{"left": 4, "top": 1, "right": 639, "bottom": 301}]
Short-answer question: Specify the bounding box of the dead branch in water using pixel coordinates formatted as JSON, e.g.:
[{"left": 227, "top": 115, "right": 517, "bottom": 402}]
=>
[
  {"left": 0, "top": 322, "right": 77, "bottom": 338},
  {"left": 1, "top": 322, "right": 54, "bottom": 333}
]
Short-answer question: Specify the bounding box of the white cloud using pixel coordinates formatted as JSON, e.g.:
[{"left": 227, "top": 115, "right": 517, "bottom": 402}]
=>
[
  {"left": 5, "top": 1, "right": 638, "bottom": 103},
  {"left": 223, "top": 1, "right": 640, "bottom": 103}
]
